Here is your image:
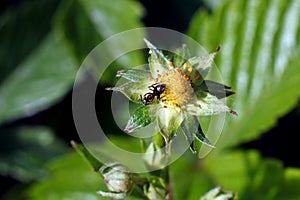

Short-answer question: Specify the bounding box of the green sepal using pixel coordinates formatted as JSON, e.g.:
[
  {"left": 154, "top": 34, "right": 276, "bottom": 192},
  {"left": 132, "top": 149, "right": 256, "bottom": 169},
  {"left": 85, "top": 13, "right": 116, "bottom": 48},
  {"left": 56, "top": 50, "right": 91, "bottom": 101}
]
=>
[
  {"left": 181, "top": 114, "right": 215, "bottom": 154},
  {"left": 156, "top": 107, "right": 183, "bottom": 141},
  {"left": 106, "top": 68, "right": 155, "bottom": 103},
  {"left": 185, "top": 94, "right": 232, "bottom": 116},
  {"left": 106, "top": 80, "right": 152, "bottom": 103},
  {"left": 194, "top": 122, "right": 215, "bottom": 149},
  {"left": 144, "top": 38, "right": 169, "bottom": 79},
  {"left": 180, "top": 113, "right": 197, "bottom": 153},
  {"left": 152, "top": 133, "right": 165, "bottom": 148},
  {"left": 116, "top": 69, "right": 152, "bottom": 82},
  {"left": 187, "top": 48, "right": 219, "bottom": 78},
  {"left": 198, "top": 80, "right": 235, "bottom": 99},
  {"left": 172, "top": 44, "right": 190, "bottom": 68},
  {"left": 70, "top": 140, "right": 103, "bottom": 171},
  {"left": 124, "top": 105, "right": 156, "bottom": 133}
]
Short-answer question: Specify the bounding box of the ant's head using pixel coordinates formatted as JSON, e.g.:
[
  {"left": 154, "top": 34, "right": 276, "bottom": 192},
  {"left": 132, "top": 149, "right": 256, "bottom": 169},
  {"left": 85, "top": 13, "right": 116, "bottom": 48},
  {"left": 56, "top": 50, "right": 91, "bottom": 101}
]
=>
[{"left": 155, "top": 84, "right": 166, "bottom": 93}]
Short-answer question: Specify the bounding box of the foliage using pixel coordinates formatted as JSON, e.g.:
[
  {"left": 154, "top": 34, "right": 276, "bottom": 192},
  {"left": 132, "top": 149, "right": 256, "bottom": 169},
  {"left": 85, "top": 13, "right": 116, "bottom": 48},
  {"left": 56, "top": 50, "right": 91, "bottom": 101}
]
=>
[
  {"left": 189, "top": 0, "right": 300, "bottom": 149},
  {"left": 0, "top": 0, "right": 300, "bottom": 199}
]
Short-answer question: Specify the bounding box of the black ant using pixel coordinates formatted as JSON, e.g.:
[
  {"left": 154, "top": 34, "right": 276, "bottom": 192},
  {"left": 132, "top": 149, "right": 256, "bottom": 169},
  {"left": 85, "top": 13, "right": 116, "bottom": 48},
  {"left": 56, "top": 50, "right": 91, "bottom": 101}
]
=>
[{"left": 141, "top": 84, "right": 166, "bottom": 105}]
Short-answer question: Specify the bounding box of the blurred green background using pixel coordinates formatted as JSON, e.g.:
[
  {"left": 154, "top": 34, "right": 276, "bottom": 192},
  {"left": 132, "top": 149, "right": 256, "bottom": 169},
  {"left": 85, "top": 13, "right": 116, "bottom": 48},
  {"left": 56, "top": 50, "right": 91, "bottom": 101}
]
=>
[{"left": 1, "top": 0, "right": 300, "bottom": 199}]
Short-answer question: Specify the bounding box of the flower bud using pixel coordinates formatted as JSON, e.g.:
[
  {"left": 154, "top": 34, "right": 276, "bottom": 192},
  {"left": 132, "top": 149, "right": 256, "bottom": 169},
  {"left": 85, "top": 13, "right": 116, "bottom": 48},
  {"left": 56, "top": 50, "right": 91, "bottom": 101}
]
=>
[
  {"left": 144, "top": 183, "right": 168, "bottom": 200},
  {"left": 200, "top": 186, "right": 236, "bottom": 200},
  {"left": 157, "top": 107, "right": 184, "bottom": 141},
  {"left": 99, "top": 162, "right": 134, "bottom": 194},
  {"left": 143, "top": 142, "right": 168, "bottom": 169}
]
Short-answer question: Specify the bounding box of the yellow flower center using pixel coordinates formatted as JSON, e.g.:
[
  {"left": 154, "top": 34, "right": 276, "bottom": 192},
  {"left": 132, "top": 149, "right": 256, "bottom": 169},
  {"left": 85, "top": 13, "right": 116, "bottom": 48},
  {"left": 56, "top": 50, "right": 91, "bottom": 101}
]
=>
[{"left": 157, "top": 68, "right": 194, "bottom": 108}]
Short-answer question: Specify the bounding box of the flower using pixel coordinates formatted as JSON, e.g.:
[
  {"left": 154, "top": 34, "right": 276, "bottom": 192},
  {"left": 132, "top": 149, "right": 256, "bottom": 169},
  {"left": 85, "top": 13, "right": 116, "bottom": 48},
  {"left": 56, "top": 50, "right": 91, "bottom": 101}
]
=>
[{"left": 106, "top": 39, "right": 236, "bottom": 154}]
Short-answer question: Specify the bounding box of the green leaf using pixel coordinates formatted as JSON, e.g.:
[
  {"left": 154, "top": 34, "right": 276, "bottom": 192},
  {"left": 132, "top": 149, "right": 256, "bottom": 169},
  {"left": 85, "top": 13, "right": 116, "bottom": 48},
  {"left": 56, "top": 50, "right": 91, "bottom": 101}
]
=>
[
  {"left": 28, "top": 141, "right": 147, "bottom": 200},
  {"left": 0, "top": 32, "right": 77, "bottom": 124},
  {"left": 277, "top": 168, "right": 300, "bottom": 200},
  {"left": 71, "top": 141, "right": 103, "bottom": 171},
  {"left": 54, "top": 0, "right": 145, "bottom": 83},
  {"left": 170, "top": 155, "right": 214, "bottom": 200},
  {"left": 124, "top": 105, "right": 156, "bottom": 133},
  {"left": 28, "top": 153, "right": 104, "bottom": 200},
  {"left": 0, "top": 126, "right": 67, "bottom": 182},
  {"left": 171, "top": 150, "right": 299, "bottom": 200},
  {"left": 105, "top": 136, "right": 144, "bottom": 154},
  {"left": 204, "top": 150, "right": 300, "bottom": 200},
  {"left": 188, "top": 0, "right": 300, "bottom": 148},
  {"left": 0, "top": 0, "right": 60, "bottom": 83},
  {"left": 82, "top": 136, "right": 147, "bottom": 172},
  {"left": 80, "top": 0, "right": 144, "bottom": 37},
  {"left": 241, "top": 160, "right": 284, "bottom": 199},
  {"left": 54, "top": 0, "right": 103, "bottom": 63}
]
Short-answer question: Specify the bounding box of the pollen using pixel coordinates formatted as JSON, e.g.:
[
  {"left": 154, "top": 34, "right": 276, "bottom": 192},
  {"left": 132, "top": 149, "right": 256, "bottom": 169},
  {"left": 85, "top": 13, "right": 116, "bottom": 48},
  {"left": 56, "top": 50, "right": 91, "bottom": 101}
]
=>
[
  {"left": 148, "top": 76, "right": 154, "bottom": 81},
  {"left": 183, "top": 62, "right": 188, "bottom": 69},
  {"left": 157, "top": 68, "right": 194, "bottom": 108}
]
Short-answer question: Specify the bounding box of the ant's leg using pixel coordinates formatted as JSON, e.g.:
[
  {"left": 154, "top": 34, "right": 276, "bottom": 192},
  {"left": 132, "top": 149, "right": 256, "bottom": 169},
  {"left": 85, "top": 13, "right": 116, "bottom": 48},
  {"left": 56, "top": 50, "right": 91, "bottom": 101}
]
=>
[
  {"left": 157, "top": 94, "right": 161, "bottom": 100},
  {"left": 158, "top": 93, "right": 166, "bottom": 101}
]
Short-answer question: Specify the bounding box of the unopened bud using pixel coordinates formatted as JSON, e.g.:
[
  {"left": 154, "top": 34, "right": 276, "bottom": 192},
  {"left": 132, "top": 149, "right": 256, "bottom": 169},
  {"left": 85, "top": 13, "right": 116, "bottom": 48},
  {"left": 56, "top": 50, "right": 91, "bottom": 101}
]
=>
[
  {"left": 145, "top": 183, "right": 168, "bottom": 200},
  {"left": 99, "top": 162, "right": 134, "bottom": 194},
  {"left": 143, "top": 142, "right": 168, "bottom": 169},
  {"left": 200, "top": 186, "right": 236, "bottom": 200}
]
